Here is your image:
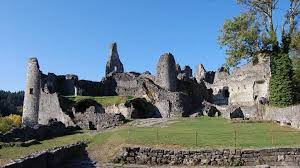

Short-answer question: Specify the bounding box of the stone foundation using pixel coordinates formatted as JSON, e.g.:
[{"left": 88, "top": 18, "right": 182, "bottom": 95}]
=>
[{"left": 114, "top": 147, "right": 300, "bottom": 166}]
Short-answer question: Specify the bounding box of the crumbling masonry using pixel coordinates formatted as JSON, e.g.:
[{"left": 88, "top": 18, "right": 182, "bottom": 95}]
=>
[{"left": 22, "top": 43, "right": 300, "bottom": 129}]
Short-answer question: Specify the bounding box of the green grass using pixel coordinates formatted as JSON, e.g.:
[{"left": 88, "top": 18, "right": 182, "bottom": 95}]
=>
[
  {"left": 1, "top": 117, "right": 300, "bottom": 165},
  {"left": 0, "top": 131, "right": 92, "bottom": 165},
  {"left": 90, "top": 117, "right": 300, "bottom": 149},
  {"left": 65, "top": 96, "right": 134, "bottom": 107}
]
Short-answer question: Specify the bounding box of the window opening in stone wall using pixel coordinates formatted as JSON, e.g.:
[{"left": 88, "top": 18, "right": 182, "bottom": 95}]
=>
[
  {"left": 223, "top": 87, "right": 230, "bottom": 98},
  {"left": 29, "top": 88, "right": 33, "bottom": 94}
]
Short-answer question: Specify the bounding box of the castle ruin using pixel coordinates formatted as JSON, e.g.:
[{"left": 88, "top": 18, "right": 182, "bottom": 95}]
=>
[
  {"left": 22, "top": 58, "right": 41, "bottom": 127},
  {"left": 105, "top": 42, "right": 124, "bottom": 76},
  {"left": 22, "top": 42, "right": 297, "bottom": 129}
]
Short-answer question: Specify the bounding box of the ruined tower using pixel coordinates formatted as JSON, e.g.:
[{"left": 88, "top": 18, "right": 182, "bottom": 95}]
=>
[
  {"left": 156, "top": 53, "right": 177, "bottom": 92},
  {"left": 105, "top": 43, "right": 124, "bottom": 75},
  {"left": 195, "top": 64, "right": 206, "bottom": 83},
  {"left": 182, "top": 65, "right": 193, "bottom": 78},
  {"left": 22, "top": 57, "right": 41, "bottom": 127}
]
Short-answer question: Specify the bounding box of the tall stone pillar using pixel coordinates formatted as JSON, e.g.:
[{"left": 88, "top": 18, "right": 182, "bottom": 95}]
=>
[
  {"left": 156, "top": 53, "right": 177, "bottom": 92},
  {"left": 105, "top": 42, "right": 124, "bottom": 75},
  {"left": 195, "top": 64, "right": 206, "bottom": 83},
  {"left": 22, "top": 57, "right": 41, "bottom": 127}
]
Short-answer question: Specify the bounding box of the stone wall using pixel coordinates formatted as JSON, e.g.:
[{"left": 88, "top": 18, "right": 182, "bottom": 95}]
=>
[
  {"left": 76, "top": 80, "right": 102, "bottom": 96},
  {"left": 100, "top": 72, "right": 193, "bottom": 117},
  {"left": 2, "top": 142, "right": 87, "bottom": 168},
  {"left": 263, "top": 104, "right": 300, "bottom": 129},
  {"left": 114, "top": 147, "right": 300, "bottom": 167},
  {"left": 209, "top": 57, "right": 271, "bottom": 106},
  {"left": 39, "top": 91, "right": 74, "bottom": 126}
]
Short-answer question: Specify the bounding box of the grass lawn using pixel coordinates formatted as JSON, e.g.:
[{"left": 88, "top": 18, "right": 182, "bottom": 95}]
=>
[
  {"left": 0, "top": 131, "right": 92, "bottom": 165},
  {"left": 88, "top": 117, "right": 300, "bottom": 162},
  {"left": 1, "top": 117, "right": 300, "bottom": 164},
  {"left": 64, "top": 96, "right": 134, "bottom": 107}
]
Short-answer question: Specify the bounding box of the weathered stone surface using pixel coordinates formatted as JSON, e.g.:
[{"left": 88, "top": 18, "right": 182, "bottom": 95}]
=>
[
  {"left": 195, "top": 64, "right": 206, "bottom": 83},
  {"left": 201, "top": 101, "right": 221, "bottom": 117},
  {"left": 96, "top": 113, "right": 126, "bottom": 130},
  {"left": 105, "top": 42, "right": 124, "bottom": 76},
  {"left": 100, "top": 72, "right": 194, "bottom": 117},
  {"left": 105, "top": 104, "right": 134, "bottom": 119},
  {"left": 156, "top": 53, "right": 177, "bottom": 92},
  {"left": 71, "top": 100, "right": 125, "bottom": 130},
  {"left": 210, "top": 56, "right": 271, "bottom": 107},
  {"left": 39, "top": 92, "right": 74, "bottom": 127},
  {"left": 182, "top": 66, "right": 192, "bottom": 78},
  {"left": 114, "top": 147, "right": 300, "bottom": 167},
  {"left": 263, "top": 104, "right": 300, "bottom": 129},
  {"left": 124, "top": 98, "right": 160, "bottom": 119},
  {"left": 23, "top": 57, "right": 41, "bottom": 127},
  {"left": 155, "top": 100, "right": 171, "bottom": 118},
  {"left": 175, "top": 64, "right": 181, "bottom": 75}
]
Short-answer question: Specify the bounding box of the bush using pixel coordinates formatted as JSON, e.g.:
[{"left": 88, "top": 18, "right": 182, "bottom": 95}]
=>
[{"left": 0, "top": 114, "right": 22, "bottom": 133}]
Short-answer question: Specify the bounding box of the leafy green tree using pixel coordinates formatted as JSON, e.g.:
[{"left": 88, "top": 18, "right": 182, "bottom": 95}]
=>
[
  {"left": 218, "top": 0, "right": 299, "bottom": 106},
  {"left": 219, "top": 0, "right": 299, "bottom": 66}
]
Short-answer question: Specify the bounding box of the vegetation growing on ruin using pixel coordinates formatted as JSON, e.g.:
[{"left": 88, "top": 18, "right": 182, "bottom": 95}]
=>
[
  {"left": 65, "top": 96, "right": 134, "bottom": 107},
  {"left": 2, "top": 117, "right": 300, "bottom": 165}
]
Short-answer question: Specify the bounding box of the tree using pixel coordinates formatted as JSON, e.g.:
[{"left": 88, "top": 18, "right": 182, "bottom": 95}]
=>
[
  {"left": 219, "top": 13, "right": 263, "bottom": 67},
  {"left": 219, "top": 0, "right": 300, "bottom": 66},
  {"left": 291, "top": 32, "right": 300, "bottom": 102},
  {"left": 218, "top": 0, "right": 299, "bottom": 106},
  {"left": 0, "top": 90, "right": 24, "bottom": 116},
  {"left": 269, "top": 52, "right": 294, "bottom": 106}
]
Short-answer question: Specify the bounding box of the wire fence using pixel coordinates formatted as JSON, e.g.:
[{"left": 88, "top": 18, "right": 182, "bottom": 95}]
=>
[{"left": 125, "top": 128, "right": 300, "bottom": 149}]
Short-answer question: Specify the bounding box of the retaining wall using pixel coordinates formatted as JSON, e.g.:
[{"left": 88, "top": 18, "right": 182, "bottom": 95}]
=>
[
  {"left": 114, "top": 147, "right": 300, "bottom": 167},
  {"left": 263, "top": 105, "right": 300, "bottom": 129},
  {"left": 2, "top": 142, "right": 87, "bottom": 168}
]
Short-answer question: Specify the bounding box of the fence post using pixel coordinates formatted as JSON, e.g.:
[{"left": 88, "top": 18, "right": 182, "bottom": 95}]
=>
[
  {"left": 195, "top": 131, "right": 198, "bottom": 146},
  {"left": 234, "top": 130, "right": 237, "bottom": 149},
  {"left": 156, "top": 128, "right": 159, "bottom": 144},
  {"left": 127, "top": 128, "right": 130, "bottom": 143},
  {"left": 271, "top": 130, "right": 274, "bottom": 146}
]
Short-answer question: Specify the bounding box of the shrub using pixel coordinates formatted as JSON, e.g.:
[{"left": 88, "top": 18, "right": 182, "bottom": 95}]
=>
[
  {"left": 7, "top": 114, "right": 22, "bottom": 127},
  {"left": 0, "top": 114, "right": 22, "bottom": 133}
]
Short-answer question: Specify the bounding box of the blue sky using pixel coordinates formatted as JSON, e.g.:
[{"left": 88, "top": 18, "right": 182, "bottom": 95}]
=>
[{"left": 0, "top": 0, "right": 289, "bottom": 91}]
